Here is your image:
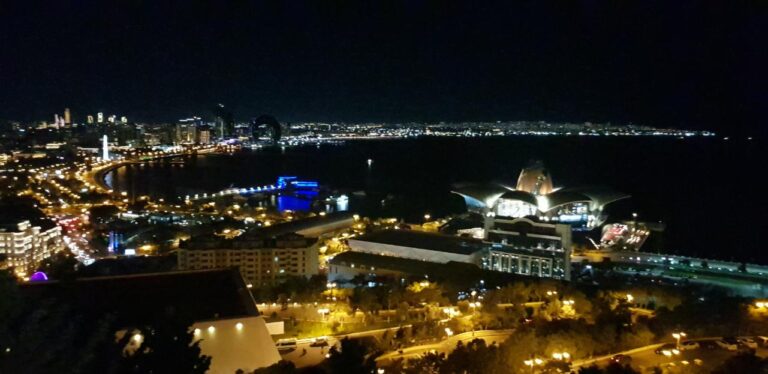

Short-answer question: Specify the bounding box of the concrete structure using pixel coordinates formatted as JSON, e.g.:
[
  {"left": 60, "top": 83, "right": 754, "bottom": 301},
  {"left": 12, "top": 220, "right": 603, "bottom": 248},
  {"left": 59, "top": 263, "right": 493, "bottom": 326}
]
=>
[
  {"left": 0, "top": 219, "right": 63, "bottom": 277},
  {"left": 19, "top": 269, "right": 281, "bottom": 373},
  {"left": 178, "top": 232, "right": 319, "bottom": 287}
]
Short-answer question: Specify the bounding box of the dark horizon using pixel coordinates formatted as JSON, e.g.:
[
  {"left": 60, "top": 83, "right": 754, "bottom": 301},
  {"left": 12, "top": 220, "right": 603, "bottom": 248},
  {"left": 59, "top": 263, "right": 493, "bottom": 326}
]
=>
[{"left": 1, "top": 1, "right": 766, "bottom": 135}]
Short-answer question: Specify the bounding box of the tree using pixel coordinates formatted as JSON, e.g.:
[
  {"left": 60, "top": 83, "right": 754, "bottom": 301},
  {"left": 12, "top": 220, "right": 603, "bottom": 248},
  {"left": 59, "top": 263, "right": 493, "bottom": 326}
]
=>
[
  {"left": 1, "top": 271, "right": 211, "bottom": 374},
  {"left": 403, "top": 352, "right": 444, "bottom": 374},
  {"left": 252, "top": 360, "right": 297, "bottom": 374},
  {"left": 578, "top": 364, "right": 639, "bottom": 374},
  {"left": 37, "top": 250, "right": 79, "bottom": 281},
  {"left": 119, "top": 316, "right": 211, "bottom": 374},
  {"left": 441, "top": 339, "right": 500, "bottom": 374},
  {"left": 323, "top": 338, "right": 378, "bottom": 374},
  {"left": 711, "top": 352, "right": 768, "bottom": 374}
]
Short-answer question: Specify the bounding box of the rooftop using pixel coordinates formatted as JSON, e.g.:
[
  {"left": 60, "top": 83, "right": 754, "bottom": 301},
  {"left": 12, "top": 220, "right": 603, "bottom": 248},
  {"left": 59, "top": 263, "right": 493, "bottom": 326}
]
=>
[
  {"left": 350, "top": 229, "right": 486, "bottom": 255},
  {"left": 19, "top": 268, "right": 258, "bottom": 327},
  {"left": 247, "top": 211, "right": 353, "bottom": 238},
  {"left": 329, "top": 251, "right": 527, "bottom": 285}
]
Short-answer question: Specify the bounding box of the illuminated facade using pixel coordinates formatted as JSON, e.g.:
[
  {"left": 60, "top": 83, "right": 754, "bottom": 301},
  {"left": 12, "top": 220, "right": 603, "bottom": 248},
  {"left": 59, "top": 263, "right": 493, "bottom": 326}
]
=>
[
  {"left": 483, "top": 217, "right": 571, "bottom": 280},
  {"left": 102, "top": 135, "right": 110, "bottom": 161},
  {"left": 178, "top": 233, "right": 319, "bottom": 286},
  {"left": 453, "top": 163, "right": 628, "bottom": 230},
  {"left": 346, "top": 223, "right": 571, "bottom": 280},
  {"left": 0, "top": 220, "right": 63, "bottom": 277},
  {"left": 63, "top": 107, "right": 71, "bottom": 125}
]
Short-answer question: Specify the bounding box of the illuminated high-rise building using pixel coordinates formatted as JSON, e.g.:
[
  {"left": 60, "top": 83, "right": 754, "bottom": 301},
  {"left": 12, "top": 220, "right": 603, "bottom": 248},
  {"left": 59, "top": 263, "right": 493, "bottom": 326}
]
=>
[
  {"left": 102, "top": 135, "right": 110, "bottom": 161},
  {"left": 97, "top": 112, "right": 104, "bottom": 123},
  {"left": 121, "top": 116, "right": 128, "bottom": 124},
  {"left": 64, "top": 108, "right": 71, "bottom": 125},
  {"left": 108, "top": 115, "right": 116, "bottom": 124},
  {"left": 213, "top": 104, "right": 234, "bottom": 138},
  {"left": 87, "top": 115, "right": 94, "bottom": 124}
]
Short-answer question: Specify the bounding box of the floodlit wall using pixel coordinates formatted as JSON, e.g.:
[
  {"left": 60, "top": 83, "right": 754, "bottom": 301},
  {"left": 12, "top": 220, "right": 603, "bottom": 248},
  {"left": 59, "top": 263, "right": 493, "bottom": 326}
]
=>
[{"left": 192, "top": 316, "right": 280, "bottom": 373}]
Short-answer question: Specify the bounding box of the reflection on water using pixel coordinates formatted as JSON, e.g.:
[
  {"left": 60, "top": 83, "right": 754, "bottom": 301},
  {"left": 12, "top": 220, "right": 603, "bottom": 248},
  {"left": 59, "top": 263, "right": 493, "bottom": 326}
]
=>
[{"left": 101, "top": 137, "right": 768, "bottom": 261}]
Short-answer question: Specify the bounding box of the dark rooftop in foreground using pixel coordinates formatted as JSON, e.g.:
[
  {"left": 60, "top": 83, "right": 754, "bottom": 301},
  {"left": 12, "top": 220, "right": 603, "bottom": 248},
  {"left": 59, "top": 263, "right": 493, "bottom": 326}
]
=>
[
  {"left": 350, "top": 229, "right": 486, "bottom": 255},
  {"left": 19, "top": 268, "right": 257, "bottom": 327}
]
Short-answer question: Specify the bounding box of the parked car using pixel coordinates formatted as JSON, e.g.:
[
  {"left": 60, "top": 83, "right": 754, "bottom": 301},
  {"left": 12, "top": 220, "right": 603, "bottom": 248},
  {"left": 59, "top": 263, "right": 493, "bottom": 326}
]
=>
[
  {"left": 276, "top": 338, "right": 298, "bottom": 352},
  {"left": 679, "top": 341, "right": 700, "bottom": 350},
  {"left": 715, "top": 339, "right": 738, "bottom": 351},
  {"left": 310, "top": 336, "right": 329, "bottom": 347},
  {"left": 655, "top": 343, "right": 677, "bottom": 355},
  {"left": 756, "top": 336, "right": 768, "bottom": 346},
  {"left": 738, "top": 337, "right": 758, "bottom": 349},
  {"left": 611, "top": 354, "right": 632, "bottom": 365}
]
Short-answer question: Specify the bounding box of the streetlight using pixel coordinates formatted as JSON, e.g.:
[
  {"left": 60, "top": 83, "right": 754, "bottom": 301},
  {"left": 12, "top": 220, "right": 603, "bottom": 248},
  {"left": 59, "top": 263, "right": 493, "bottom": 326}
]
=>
[{"left": 672, "top": 332, "right": 687, "bottom": 348}]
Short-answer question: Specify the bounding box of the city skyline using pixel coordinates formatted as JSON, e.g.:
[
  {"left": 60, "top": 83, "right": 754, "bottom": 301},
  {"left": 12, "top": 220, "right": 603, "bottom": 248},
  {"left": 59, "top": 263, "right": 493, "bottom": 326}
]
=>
[
  {"left": 1, "top": 2, "right": 766, "bottom": 136},
  {"left": 2, "top": 2, "right": 768, "bottom": 373}
]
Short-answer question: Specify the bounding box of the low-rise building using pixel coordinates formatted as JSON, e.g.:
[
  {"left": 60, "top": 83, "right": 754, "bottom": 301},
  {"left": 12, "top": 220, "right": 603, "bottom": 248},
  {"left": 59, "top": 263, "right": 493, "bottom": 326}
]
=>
[
  {"left": 178, "top": 232, "right": 319, "bottom": 287},
  {"left": 345, "top": 216, "right": 571, "bottom": 281}
]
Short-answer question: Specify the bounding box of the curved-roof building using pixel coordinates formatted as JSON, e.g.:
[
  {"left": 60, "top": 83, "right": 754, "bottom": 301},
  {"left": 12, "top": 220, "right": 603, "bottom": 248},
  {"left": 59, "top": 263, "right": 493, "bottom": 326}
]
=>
[
  {"left": 516, "top": 161, "right": 554, "bottom": 195},
  {"left": 452, "top": 163, "right": 629, "bottom": 230}
]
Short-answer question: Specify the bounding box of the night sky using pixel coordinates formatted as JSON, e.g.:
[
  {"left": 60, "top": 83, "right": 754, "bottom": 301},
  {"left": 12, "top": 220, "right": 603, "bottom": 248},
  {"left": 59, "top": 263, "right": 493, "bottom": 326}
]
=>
[{"left": 1, "top": 1, "right": 765, "bottom": 135}]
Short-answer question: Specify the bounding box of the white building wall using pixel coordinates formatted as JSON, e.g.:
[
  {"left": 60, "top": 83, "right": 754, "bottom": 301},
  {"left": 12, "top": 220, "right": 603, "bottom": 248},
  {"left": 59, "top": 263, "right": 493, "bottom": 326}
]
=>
[{"left": 192, "top": 316, "right": 280, "bottom": 373}]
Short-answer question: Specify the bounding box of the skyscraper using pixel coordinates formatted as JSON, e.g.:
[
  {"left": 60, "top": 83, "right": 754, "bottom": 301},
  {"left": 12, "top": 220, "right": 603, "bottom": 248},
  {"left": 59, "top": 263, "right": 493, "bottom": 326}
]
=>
[
  {"left": 97, "top": 112, "right": 104, "bottom": 123},
  {"left": 213, "top": 104, "right": 234, "bottom": 138},
  {"left": 63, "top": 108, "right": 71, "bottom": 125},
  {"left": 87, "top": 115, "right": 94, "bottom": 124},
  {"left": 102, "top": 135, "right": 110, "bottom": 161}
]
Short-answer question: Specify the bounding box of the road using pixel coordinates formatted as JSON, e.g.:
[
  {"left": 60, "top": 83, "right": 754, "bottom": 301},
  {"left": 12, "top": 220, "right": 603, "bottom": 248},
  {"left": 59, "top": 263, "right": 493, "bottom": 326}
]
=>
[
  {"left": 573, "top": 338, "right": 768, "bottom": 372},
  {"left": 278, "top": 325, "right": 512, "bottom": 368},
  {"left": 279, "top": 324, "right": 412, "bottom": 368},
  {"left": 376, "top": 329, "right": 514, "bottom": 363}
]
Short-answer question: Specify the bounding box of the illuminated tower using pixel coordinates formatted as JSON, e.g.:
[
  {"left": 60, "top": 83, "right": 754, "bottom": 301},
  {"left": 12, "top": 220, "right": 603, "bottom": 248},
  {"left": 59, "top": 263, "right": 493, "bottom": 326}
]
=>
[
  {"left": 64, "top": 108, "right": 71, "bottom": 125},
  {"left": 121, "top": 116, "right": 128, "bottom": 124},
  {"left": 102, "top": 135, "right": 110, "bottom": 161},
  {"left": 97, "top": 112, "right": 104, "bottom": 123},
  {"left": 87, "top": 115, "right": 94, "bottom": 124}
]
